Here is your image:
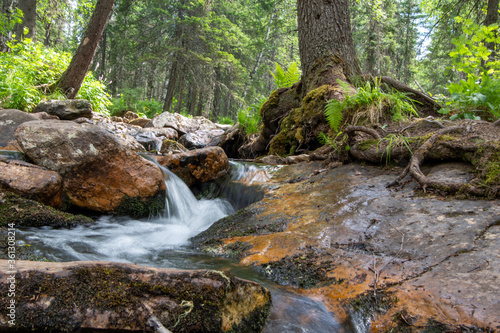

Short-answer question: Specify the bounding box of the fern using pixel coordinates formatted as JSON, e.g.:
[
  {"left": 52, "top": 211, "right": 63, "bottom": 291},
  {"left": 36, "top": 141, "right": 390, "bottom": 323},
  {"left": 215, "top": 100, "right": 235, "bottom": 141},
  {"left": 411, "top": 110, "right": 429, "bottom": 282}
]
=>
[
  {"left": 270, "top": 62, "right": 301, "bottom": 88},
  {"left": 324, "top": 99, "right": 344, "bottom": 133}
]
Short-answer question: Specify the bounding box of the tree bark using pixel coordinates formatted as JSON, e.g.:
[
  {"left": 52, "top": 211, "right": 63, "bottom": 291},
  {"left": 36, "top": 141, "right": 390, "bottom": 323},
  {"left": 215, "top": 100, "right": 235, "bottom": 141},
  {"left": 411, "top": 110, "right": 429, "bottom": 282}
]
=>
[
  {"left": 56, "top": 0, "right": 115, "bottom": 99},
  {"left": 297, "top": 0, "right": 361, "bottom": 92},
  {"left": 14, "top": 0, "right": 36, "bottom": 39}
]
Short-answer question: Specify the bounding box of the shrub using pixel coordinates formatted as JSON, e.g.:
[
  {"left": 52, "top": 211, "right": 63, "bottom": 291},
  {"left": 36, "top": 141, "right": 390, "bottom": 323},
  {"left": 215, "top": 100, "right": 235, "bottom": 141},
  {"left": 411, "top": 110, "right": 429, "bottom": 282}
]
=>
[{"left": 109, "top": 88, "right": 162, "bottom": 118}]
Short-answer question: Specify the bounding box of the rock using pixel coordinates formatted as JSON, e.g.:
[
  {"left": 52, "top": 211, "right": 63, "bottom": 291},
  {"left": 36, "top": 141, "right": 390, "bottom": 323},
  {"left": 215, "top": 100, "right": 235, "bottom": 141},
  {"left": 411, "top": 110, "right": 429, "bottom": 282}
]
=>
[
  {"left": 31, "top": 111, "right": 59, "bottom": 120},
  {"left": 140, "top": 127, "right": 178, "bottom": 141},
  {"left": 255, "top": 155, "right": 285, "bottom": 165},
  {"left": 160, "top": 140, "right": 188, "bottom": 155},
  {"left": 15, "top": 120, "right": 166, "bottom": 217},
  {"left": 155, "top": 147, "right": 230, "bottom": 186},
  {"left": 192, "top": 162, "right": 500, "bottom": 330},
  {"left": 149, "top": 112, "right": 220, "bottom": 135},
  {"left": 135, "top": 131, "right": 163, "bottom": 152},
  {"left": 0, "top": 191, "right": 93, "bottom": 228},
  {"left": 33, "top": 99, "right": 93, "bottom": 120},
  {"left": 123, "top": 111, "right": 139, "bottom": 121},
  {"left": 0, "top": 260, "right": 272, "bottom": 332},
  {"left": 209, "top": 124, "right": 247, "bottom": 158},
  {"left": 92, "top": 113, "right": 148, "bottom": 151},
  {"left": 128, "top": 118, "right": 151, "bottom": 127},
  {"left": 284, "top": 154, "right": 310, "bottom": 164},
  {"left": 111, "top": 116, "right": 124, "bottom": 122},
  {"left": 0, "top": 109, "right": 37, "bottom": 151},
  {"left": 0, "top": 157, "right": 62, "bottom": 208},
  {"left": 179, "top": 129, "right": 225, "bottom": 150}
]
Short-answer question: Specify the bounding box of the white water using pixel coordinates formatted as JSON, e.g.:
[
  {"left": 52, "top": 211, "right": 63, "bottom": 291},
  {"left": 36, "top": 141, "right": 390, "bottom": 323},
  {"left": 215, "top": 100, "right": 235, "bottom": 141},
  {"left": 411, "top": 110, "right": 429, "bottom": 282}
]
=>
[{"left": 19, "top": 166, "right": 234, "bottom": 263}]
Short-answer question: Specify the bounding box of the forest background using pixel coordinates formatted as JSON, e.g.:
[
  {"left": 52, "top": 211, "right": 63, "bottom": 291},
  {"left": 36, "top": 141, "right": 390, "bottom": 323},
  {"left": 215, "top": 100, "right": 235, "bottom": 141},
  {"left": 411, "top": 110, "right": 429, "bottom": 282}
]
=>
[{"left": 1, "top": 0, "right": 499, "bottom": 128}]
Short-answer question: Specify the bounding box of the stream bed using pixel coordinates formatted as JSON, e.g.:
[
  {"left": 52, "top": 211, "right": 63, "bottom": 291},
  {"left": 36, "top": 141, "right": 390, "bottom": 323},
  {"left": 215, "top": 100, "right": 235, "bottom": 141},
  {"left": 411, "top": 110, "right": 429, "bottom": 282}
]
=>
[{"left": 17, "top": 162, "right": 348, "bottom": 333}]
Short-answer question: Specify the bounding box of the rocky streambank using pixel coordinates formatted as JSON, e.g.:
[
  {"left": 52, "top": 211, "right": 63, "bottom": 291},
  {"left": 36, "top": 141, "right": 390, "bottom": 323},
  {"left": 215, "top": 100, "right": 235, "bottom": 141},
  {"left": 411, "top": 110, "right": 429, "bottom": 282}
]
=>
[{"left": 191, "top": 161, "right": 500, "bottom": 331}]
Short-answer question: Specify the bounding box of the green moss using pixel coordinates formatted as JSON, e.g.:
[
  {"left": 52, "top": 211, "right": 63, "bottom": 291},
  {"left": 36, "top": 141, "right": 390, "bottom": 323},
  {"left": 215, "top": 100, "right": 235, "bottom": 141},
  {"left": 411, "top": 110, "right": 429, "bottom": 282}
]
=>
[
  {"left": 0, "top": 191, "right": 94, "bottom": 228},
  {"left": 113, "top": 192, "right": 165, "bottom": 218},
  {"left": 358, "top": 139, "right": 379, "bottom": 151}
]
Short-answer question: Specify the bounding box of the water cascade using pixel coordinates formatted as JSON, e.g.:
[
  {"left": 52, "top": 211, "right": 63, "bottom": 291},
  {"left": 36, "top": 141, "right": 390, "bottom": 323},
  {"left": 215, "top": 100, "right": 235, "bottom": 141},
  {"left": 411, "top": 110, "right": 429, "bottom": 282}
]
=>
[{"left": 17, "top": 161, "right": 345, "bottom": 332}]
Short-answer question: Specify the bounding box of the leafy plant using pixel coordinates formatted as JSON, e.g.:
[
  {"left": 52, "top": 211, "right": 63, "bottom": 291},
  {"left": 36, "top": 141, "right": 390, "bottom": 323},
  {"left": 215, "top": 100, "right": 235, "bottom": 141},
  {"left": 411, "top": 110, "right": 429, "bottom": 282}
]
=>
[
  {"left": 318, "top": 131, "right": 348, "bottom": 152},
  {"left": 237, "top": 98, "right": 265, "bottom": 135},
  {"left": 324, "top": 79, "right": 418, "bottom": 133},
  {"left": 270, "top": 62, "right": 301, "bottom": 88},
  {"left": 440, "top": 16, "right": 500, "bottom": 121},
  {"left": 110, "top": 88, "right": 162, "bottom": 118},
  {"left": 217, "top": 116, "right": 234, "bottom": 125},
  {"left": 376, "top": 134, "right": 414, "bottom": 165},
  {"left": 0, "top": 39, "right": 110, "bottom": 114}
]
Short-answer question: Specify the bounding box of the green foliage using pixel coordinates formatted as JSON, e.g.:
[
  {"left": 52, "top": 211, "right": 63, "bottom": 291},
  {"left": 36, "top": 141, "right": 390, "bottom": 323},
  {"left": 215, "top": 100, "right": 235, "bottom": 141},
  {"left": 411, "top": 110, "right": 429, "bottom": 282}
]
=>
[
  {"left": 439, "top": 17, "right": 500, "bottom": 121},
  {"left": 0, "top": 8, "right": 23, "bottom": 37},
  {"left": 318, "top": 131, "right": 348, "bottom": 152},
  {"left": 0, "top": 39, "right": 110, "bottom": 114},
  {"left": 377, "top": 134, "right": 414, "bottom": 165},
  {"left": 237, "top": 98, "right": 265, "bottom": 135},
  {"left": 109, "top": 88, "right": 162, "bottom": 119},
  {"left": 270, "top": 62, "right": 301, "bottom": 89},
  {"left": 217, "top": 116, "right": 234, "bottom": 125},
  {"left": 324, "top": 79, "right": 418, "bottom": 132}
]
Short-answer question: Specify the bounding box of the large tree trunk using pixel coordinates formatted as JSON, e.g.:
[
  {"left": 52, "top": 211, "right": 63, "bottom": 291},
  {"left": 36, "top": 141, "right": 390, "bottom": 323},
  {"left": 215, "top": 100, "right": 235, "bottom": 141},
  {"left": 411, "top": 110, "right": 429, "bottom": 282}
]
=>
[
  {"left": 297, "top": 0, "right": 361, "bottom": 92},
  {"left": 56, "top": 0, "right": 115, "bottom": 99},
  {"left": 14, "top": 0, "right": 36, "bottom": 40}
]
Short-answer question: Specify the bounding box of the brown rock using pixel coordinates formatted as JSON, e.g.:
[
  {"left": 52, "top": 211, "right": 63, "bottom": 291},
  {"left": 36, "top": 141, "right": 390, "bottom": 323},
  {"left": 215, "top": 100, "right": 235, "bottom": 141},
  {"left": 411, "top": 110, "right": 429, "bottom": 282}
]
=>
[
  {"left": 155, "top": 146, "right": 229, "bottom": 186},
  {"left": 128, "top": 118, "right": 151, "bottom": 127},
  {"left": 0, "top": 158, "right": 62, "bottom": 208},
  {"left": 0, "top": 109, "right": 37, "bottom": 151},
  {"left": 123, "top": 111, "right": 140, "bottom": 121},
  {"left": 160, "top": 139, "right": 188, "bottom": 155},
  {"left": 15, "top": 120, "right": 165, "bottom": 217},
  {"left": 0, "top": 260, "right": 272, "bottom": 333}
]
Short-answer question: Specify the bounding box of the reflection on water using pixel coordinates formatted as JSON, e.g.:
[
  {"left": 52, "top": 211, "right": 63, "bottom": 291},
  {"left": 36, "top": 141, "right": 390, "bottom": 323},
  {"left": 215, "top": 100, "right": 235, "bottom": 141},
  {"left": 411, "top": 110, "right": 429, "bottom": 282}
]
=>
[{"left": 17, "top": 161, "right": 345, "bottom": 332}]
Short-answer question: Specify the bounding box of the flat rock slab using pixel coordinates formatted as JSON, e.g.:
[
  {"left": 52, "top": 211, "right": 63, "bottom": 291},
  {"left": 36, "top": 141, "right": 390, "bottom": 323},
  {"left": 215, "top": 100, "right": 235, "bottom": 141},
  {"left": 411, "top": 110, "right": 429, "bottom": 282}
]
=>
[
  {"left": 192, "top": 161, "right": 500, "bottom": 331},
  {"left": 0, "top": 260, "right": 271, "bottom": 332}
]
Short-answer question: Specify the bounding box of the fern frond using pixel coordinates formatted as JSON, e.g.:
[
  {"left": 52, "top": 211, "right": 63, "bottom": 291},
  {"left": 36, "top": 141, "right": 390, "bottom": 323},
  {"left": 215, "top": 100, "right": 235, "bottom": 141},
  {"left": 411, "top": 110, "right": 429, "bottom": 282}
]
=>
[{"left": 324, "top": 99, "right": 344, "bottom": 133}]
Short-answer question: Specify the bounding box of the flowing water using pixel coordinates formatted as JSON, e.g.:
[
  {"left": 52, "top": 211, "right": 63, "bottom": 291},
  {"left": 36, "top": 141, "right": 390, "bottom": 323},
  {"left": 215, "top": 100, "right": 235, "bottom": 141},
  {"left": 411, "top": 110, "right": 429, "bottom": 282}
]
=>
[{"left": 17, "top": 161, "right": 346, "bottom": 332}]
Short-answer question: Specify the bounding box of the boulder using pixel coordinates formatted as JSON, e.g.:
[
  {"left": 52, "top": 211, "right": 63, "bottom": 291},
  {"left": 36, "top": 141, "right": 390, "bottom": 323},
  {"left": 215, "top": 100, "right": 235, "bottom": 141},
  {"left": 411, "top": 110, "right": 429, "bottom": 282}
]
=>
[
  {"left": 0, "top": 191, "right": 93, "bottom": 228},
  {"left": 0, "top": 157, "right": 62, "bottom": 208},
  {"left": 92, "top": 113, "right": 147, "bottom": 151},
  {"left": 179, "top": 131, "right": 213, "bottom": 149},
  {"left": 128, "top": 117, "right": 151, "bottom": 127},
  {"left": 155, "top": 146, "right": 230, "bottom": 186},
  {"left": 0, "top": 109, "right": 37, "bottom": 151},
  {"left": 209, "top": 124, "right": 247, "bottom": 158},
  {"left": 140, "top": 127, "right": 178, "bottom": 140},
  {"left": 149, "top": 113, "right": 222, "bottom": 135},
  {"left": 123, "top": 111, "right": 139, "bottom": 121},
  {"left": 135, "top": 131, "right": 163, "bottom": 152},
  {"left": 0, "top": 260, "right": 272, "bottom": 332},
  {"left": 15, "top": 120, "right": 166, "bottom": 217},
  {"left": 33, "top": 99, "right": 93, "bottom": 120},
  {"left": 160, "top": 139, "right": 188, "bottom": 155}
]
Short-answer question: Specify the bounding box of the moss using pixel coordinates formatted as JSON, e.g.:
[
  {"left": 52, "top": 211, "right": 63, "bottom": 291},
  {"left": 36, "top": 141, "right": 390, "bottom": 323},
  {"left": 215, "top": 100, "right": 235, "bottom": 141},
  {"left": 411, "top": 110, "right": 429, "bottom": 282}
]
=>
[
  {"left": 348, "top": 291, "right": 398, "bottom": 318},
  {"left": 0, "top": 191, "right": 94, "bottom": 228},
  {"left": 358, "top": 139, "right": 379, "bottom": 151},
  {"left": 113, "top": 192, "right": 165, "bottom": 218}
]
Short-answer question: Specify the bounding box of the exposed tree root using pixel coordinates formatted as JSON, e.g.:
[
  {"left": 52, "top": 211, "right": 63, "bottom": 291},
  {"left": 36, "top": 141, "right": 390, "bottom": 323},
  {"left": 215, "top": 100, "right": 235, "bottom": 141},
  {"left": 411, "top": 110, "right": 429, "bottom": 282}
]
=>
[{"left": 346, "top": 124, "right": 500, "bottom": 198}]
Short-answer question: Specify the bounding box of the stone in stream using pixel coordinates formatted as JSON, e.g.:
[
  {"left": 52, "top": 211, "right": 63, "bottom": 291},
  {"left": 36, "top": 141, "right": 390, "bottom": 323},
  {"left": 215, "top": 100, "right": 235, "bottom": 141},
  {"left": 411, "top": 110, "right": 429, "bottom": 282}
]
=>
[
  {"left": 155, "top": 146, "right": 230, "bottom": 187},
  {"left": 0, "top": 157, "right": 63, "bottom": 208},
  {"left": 15, "top": 120, "right": 165, "bottom": 218},
  {"left": 0, "top": 260, "right": 272, "bottom": 332}
]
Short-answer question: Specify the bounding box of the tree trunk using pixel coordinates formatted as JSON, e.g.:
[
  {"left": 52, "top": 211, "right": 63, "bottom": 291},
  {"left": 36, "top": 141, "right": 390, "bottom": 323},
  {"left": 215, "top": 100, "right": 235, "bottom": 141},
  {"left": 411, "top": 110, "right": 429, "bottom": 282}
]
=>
[
  {"left": 297, "top": 0, "right": 361, "bottom": 92},
  {"left": 485, "top": 0, "right": 499, "bottom": 61},
  {"left": 56, "top": 0, "right": 115, "bottom": 99},
  {"left": 14, "top": 0, "right": 36, "bottom": 39}
]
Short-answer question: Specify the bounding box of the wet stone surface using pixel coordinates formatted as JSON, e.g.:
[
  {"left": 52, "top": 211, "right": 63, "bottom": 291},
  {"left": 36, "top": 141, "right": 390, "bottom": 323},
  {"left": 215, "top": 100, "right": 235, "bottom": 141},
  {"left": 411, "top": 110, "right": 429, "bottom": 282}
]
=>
[{"left": 191, "top": 161, "right": 500, "bottom": 331}]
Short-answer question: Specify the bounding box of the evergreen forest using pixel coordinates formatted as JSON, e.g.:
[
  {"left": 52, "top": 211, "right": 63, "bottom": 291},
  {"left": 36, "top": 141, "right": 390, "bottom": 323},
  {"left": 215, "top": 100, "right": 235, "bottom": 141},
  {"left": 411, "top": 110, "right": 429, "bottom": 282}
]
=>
[{"left": 1, "top": 0, "right": 500, "bottom": 124}]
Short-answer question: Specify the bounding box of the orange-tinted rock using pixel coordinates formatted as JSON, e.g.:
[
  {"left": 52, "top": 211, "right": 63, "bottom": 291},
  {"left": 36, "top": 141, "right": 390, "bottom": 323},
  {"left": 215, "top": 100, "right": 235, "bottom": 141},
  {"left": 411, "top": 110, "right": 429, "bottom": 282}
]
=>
[
  {"left": 155, "top": 146, "right": 229, "bottom": 186},
  {"left": 128, "top": 117, "right": 151, "bottom": 127},
  {"left": 0, "top": 158, "right": 62, "bottom": 208},
  {"left": 0, "top": 260, "right": 272, "bottom": 332},
  {"left": 15, "top": 120, "right": 165, "bottom": 217}
]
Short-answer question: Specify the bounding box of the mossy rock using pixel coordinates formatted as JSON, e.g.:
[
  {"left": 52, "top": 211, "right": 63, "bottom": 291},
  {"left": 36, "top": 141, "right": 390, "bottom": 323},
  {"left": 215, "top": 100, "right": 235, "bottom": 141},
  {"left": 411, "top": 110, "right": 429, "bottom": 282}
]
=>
[
  {"left": 0, "top": 190, "right": 94, "bottom": 228},
  {"left": 113, "top": 192, "right": 166, "bottom": 219}
]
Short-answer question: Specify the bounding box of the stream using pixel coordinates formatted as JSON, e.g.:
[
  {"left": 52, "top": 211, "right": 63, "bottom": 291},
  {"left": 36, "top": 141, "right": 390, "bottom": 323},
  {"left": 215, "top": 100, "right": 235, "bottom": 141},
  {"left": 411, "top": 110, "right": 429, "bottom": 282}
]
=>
[{"left": 17, "top": 161, "right": 347, "bottom": 332}]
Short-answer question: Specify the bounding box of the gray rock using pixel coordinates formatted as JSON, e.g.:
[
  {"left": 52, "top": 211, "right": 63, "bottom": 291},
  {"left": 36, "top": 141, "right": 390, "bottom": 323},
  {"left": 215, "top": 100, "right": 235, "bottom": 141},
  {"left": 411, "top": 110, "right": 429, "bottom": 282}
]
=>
[
  {"left": 0, "top": 109, "right": 37, "bottom": 151},
  {"left": 33, "top": 99, "right": 92, "bottom": 120}
]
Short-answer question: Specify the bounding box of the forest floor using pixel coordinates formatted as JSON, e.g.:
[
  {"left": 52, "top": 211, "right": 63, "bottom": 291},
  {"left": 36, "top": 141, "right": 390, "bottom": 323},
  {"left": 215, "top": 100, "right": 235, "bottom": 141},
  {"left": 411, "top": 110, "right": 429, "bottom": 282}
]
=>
[{"left": 192, "top": 119, "right": 500, "bottom": 331}]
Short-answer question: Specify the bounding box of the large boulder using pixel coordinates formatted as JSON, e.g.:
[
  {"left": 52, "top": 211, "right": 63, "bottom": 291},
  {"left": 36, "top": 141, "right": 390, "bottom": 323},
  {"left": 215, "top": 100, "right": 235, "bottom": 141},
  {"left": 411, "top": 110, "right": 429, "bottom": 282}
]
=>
[
  {"left": 179, "top": 129, "right": 225, "bottom": 150},
  {"left": 0, "top": 260, "right": 272, "bottom": 332},
  {"left": 15, "top": 120, "right": 166, "bottom": 217},
  {"left": 33, "top": 99, "right": 93, "bottom": 120},
  {"left": 148, "top": 112, "right": 223, "bottom": 135},
  {"left": 0, "top": 157, "right": 62, "bottom": 208},
  {"left": 0, "top": 109, "right": 38, "bottom": 151},
  {"left": 155, "top": 146, "right": 230, "bottom": 187}
]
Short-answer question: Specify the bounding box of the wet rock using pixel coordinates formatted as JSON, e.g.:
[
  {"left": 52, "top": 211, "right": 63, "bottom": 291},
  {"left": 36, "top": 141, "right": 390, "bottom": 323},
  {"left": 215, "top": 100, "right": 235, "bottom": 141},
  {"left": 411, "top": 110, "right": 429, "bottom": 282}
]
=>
[
  {"left": 135, "top": 131, "right": 163, "bottom": 152},
  {"left": 0, "top": 191, "right": 93, "bottom": 228},
  {"left": 0, "top": 157, "right": 62, "bottom": 208},
  {"left": 0, "top": 109, "right": 37, "bottom": 151},
  {"left": 15, "top": 120, "right": 165, "bottom": 217},
  {"left": 209, "top": 125, "right": 246, "bottom": 158},
  {"left": 193, "top": 161, "right": 500, "bottom": 330},
  {"left": 155, "top": 146, "right": 230, "bottom": 187},
  {"left": 255, "top": 155, "right": 285, "bottom": 165},
  {"left": 284, "top": 154, "right": 310, "bottom": 164},
  {"left": 33, "top": 99, "right": 92, "bottom": 120},
  {"left": 0, "top": 260, "right": 272, "bottom": 333},
  {"left": 160, "top": 139, "right": 188, "bottom": 155},
  {"left": 179, "top": 129, "right": 225, "bottom": 150}
]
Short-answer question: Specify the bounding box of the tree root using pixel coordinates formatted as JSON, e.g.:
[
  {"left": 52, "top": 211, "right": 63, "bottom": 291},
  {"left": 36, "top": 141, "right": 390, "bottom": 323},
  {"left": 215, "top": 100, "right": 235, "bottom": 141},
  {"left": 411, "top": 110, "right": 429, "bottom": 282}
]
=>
[{"left": 346, "top": 124, "right": 500, "bottom": 198}]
